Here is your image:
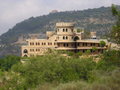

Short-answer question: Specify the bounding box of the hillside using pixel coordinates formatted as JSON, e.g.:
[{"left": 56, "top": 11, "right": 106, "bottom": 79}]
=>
[
  {"left": 0, "top": 6, "right": 119, "bottom": 57},
  {"left": 0, "top": 6, "right": 119, "bottom": 44}
]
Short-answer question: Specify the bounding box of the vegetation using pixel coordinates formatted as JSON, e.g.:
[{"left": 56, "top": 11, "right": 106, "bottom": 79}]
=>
[
  {"left": 0, "top": 55, "right": 20, "bottom": 71},
  {"left": 110, "top": 5, "right": 120, "bottom": 44},
  {"left": 0, "top": 50, "right": 119, "bottom": 90},
  {"left": 100, "top": 41, "right": 106, "bottom": 47},
  {"left": 77, "top": 29, "right": 83, "bottom": 33},
  {"left": 0, "top": 5, "right": 120, "bottom": 90}
]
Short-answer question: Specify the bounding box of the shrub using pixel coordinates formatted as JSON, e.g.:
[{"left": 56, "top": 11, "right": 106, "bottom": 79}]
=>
[
  {"left": 97, "top": 50, "right": 120, "bottom": 70},
  {"left": 11, "top": 55, "right": 96, "bottom": 88},
  {"left": 0, "top": 55, "right": 20, "bottom": 71},
  {"left": 100, "top": 41, "right": 106, "bottom": 47}
]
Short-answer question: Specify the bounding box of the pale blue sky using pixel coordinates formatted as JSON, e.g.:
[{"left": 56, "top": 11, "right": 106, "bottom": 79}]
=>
[{"left": 0, "top": 0, "right": 120, "bottom": 35}]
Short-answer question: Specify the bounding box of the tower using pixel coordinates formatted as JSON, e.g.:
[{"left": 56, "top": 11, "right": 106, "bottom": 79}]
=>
[
  {"left": 56, "top": 22, "right": 75, "bottom": 41},
  {"left": 56, "top": 22, "right": 76, "bottom": 51}
]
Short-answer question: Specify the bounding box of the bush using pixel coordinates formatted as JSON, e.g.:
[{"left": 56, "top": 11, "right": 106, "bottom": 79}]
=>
[
  {"left": 0, "top": 55, "right": 20, "bottom": 71},
  {"left": 11, "top": 55, "right": 96, "bottom": 88},
  {"left": 0, "top": 50, "right": 120, "bottom": 89},
  {"left": 100, "top": 41, "right": 106, "bottom": 47},
  {"left": 97, "top": 50, "right": 120, "bottom": 71}
]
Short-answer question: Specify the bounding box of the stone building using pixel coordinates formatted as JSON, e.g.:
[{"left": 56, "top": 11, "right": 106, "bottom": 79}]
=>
[{"left": 21, "top": 22, "right": 109, "bottom": 57}]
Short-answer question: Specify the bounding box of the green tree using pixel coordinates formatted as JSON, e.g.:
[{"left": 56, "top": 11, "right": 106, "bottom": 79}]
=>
[
  {"left": 110, "top": 4, "right": 120, "bottom": 44},
  {"left": 0, "top": 55, "right": 20, "bottom": 71},
  {"left": 100, "top": 41, "right": 106, "bottom": 47}
]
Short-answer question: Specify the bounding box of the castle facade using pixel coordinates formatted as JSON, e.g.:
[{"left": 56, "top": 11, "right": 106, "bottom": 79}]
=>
[{"left": 21, "top": 22, "right": 109, "bottom": 57}]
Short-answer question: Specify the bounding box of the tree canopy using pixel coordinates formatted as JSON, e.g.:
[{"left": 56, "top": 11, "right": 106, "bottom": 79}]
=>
[{"left": 110, "top": 5, "right": 120, "bottom": 44}]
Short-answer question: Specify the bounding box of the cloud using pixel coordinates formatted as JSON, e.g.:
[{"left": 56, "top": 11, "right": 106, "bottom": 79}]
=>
[{"left": 0, "top": 0, "right": 120, "bottom": 35}]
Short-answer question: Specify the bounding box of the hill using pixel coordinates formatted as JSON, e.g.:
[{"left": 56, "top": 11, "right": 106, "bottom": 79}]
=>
[
  {"left": 0, "top": 6, "right": 119, "bottom": 57},
  {"left": 1, "top": 6, "right": 119, "bottom": 44}
]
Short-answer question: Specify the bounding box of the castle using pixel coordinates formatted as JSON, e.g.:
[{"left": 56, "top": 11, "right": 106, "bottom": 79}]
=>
[{"left": 21, "top": 22, "right": 109, "bottom": 57}]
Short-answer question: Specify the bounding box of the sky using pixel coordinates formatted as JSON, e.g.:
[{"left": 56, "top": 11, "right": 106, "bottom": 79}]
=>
[{"left": 0, "top": 0, "right": 120, "bottom": 35}]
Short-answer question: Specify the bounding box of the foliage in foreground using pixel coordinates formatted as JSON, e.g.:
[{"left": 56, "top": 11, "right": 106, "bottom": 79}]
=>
[
  {"left": 0, "top": 50, "right": 120, "bottom": 90},
  {"left": 0, "top": 55, "right": 20, "bottom": 71},
  {"left": 110, "top": 5, "right": 120, "bottom": 44}
]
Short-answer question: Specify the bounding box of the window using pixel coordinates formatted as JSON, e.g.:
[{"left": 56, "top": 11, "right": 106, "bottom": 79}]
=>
[
  {"left": 30, "top": 42, "right": 34, "bottom": 45},
  {"left": 24, "top": 55, "right": 28, "bottom": 57},
  {"left": 48, "top": 43, "right": 52, "bottom": 45},
  {"left": 23, "top": 49, "right": 28, "bottom": 53},
  {"left": 63, "top": 36, "right": 68, "bottom": 40},
  {"left": 63, "top": 29, "right": 65, "bottom": 32},
  {"left": 38, "top": 43, "right": 40, "bottom": 45},
  {"left": 30, "top": 49, "right": 34, "bottom": 52},
  {"left": 66, "top": 36, "right": 68, "bottom": 39},
  {"left": 66, "top": 43, "right": 69, "bottom": 47},
  {"left": 63, "top": 36, "right": 65, "bottom": 40},
  {"left": 66, "top": 29, "right": 68, "bottom": 32},
  {"left": 63, "top": 43, "right": 66, "bottom": 47},
  {"left": 63, "top": 43, "right": 69, "bottom": 47},
  {"left": 91, "top": 43, "right": 92, "bottom": 46},
  {"left": 74, "top": 36, "right": 79, "bottom": 41}
]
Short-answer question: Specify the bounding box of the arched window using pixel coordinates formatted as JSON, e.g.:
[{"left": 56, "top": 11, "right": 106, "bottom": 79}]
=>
[
  {"left": 30, "top": 42, "right": 34, "bottom": 45},
  {"left": 66, "top": 29, "right": 68, "bottom": 32},
  {"left": 74, "top": 36, "right": 79, "bottom": 41},
  {"left": 66, "top": 36, "right": 68, "bottom": 39},
  {"left": 63, "top": 29, "right": 65, "bottom": 32},
  {"left": 24, "top": 55, "right": 28, "bottom": 57},
  {"left": 23, "top": 49, "right": 28, "bottom": 53},
  {"left": 63, "top": 36, "right": 65, "bottom": 40}
]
